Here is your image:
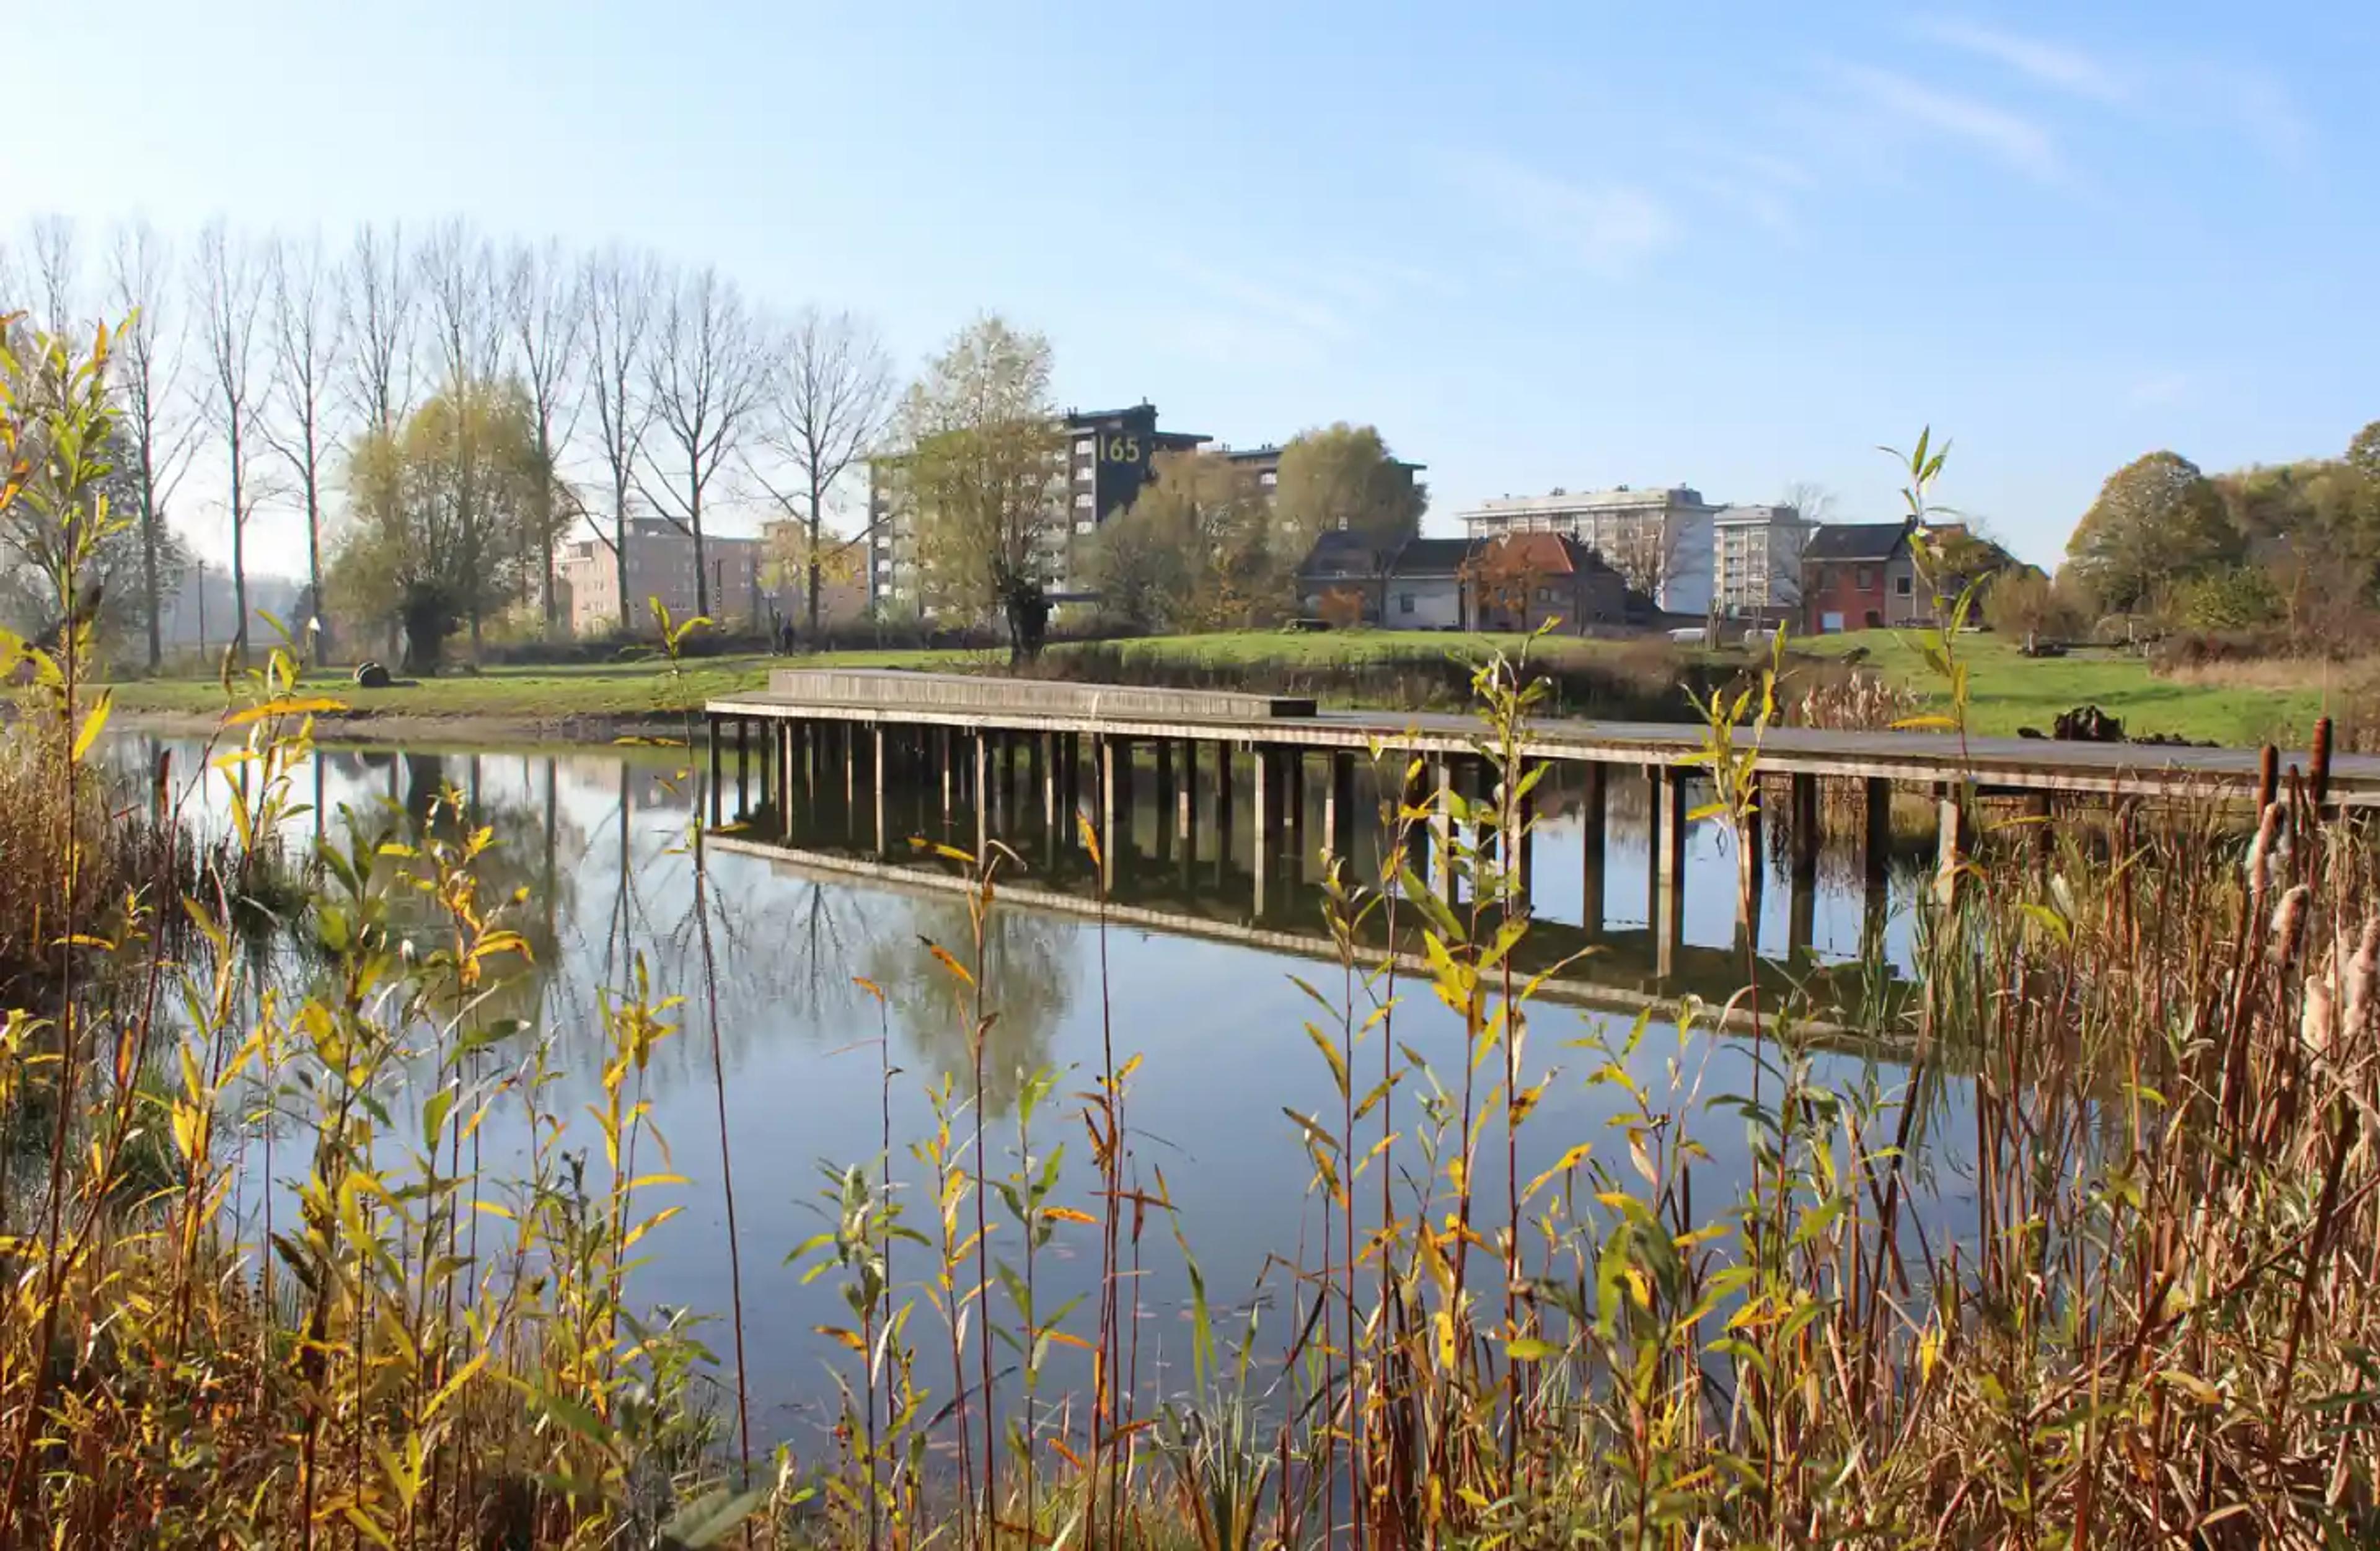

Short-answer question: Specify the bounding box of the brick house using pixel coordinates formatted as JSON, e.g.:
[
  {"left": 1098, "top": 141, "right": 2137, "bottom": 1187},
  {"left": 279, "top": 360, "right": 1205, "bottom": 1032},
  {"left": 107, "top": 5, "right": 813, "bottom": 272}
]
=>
[
  {"left": 1460, "top": 533, "right": 1632, "bottom": 634},
  {"left": 1800, "top": 521, "right": 1921, "bottom": 633}
]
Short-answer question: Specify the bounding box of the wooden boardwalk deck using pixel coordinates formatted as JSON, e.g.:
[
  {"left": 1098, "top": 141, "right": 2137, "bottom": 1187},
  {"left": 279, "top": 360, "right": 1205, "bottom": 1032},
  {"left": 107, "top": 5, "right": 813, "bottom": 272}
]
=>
[{"left": 707, "top": 668, "right": 2374, "bottom": 804}]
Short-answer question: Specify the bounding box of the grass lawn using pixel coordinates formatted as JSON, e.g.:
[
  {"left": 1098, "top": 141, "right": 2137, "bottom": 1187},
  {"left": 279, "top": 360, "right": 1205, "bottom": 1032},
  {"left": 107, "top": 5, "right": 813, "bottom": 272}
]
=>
[
  {"left": 1796, "top": 630, "right": 2337, "bottom": 745},
  {"left": 105, "top": 626, "right": 2347, "bottom": 749},
  {"left": 102, "top": 630, "right": 1642, "bottom": 722}
]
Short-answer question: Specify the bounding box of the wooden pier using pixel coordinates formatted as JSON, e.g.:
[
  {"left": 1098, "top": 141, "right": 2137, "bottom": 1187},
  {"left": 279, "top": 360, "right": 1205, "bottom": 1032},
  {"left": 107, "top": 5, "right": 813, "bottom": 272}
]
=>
[{"left": 705, "top": 668, "right": 2374, "bottom": 969}]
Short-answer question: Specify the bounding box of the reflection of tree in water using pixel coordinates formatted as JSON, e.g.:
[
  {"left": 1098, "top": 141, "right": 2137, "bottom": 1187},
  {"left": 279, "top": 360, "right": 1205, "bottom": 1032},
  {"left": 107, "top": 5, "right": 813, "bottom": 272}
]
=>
[
  {"left": 859, "top": 895, "right": 1077, "bottom": 1118},
  {"left": 319, "top": 750, "right": 577, "bottom": 1036}
]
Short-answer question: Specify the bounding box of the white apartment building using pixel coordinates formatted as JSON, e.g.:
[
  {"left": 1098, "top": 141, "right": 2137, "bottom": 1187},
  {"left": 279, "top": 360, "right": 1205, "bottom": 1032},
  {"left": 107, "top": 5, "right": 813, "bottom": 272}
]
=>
[
  {"left": 559, "top": 516, "right": 764, "bottom": 636},
  {"left": 1712, "top": 504, "right": 1812, "bottom": 618},
  {"left": 1458, "top": 486, "right": 1717, "bottom": 616}
]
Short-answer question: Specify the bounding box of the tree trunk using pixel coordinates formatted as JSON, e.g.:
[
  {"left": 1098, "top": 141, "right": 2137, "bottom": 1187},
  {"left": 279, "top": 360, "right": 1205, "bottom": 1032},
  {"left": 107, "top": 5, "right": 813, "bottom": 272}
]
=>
[
  {"left": 306, "top": 475, "right": 330, "bottom": 666},
  {"left": 807, "top": 472, "right": 824, "bottom": 646},
  {"left": 229, "top": 436, "right": 249, "bottom": 664},
  {"left": 614, "top": 481, "right": 632, "bottom": 637},
  {"left": 692, "top": 487, "right": 710, "bottom": 618},
  {"left": 139, "top": 473, "right": 161, "bottom": 674}
]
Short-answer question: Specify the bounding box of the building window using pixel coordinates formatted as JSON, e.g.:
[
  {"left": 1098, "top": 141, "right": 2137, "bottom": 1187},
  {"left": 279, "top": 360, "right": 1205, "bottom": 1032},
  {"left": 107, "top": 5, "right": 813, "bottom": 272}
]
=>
[
  {"left": 1260, "top": 471, "right": 1277, "bottom": 487},
  {"left": 1398, "top": 593, "right": 1415, "bottom": 615},
  {"left": 1075, "top": 438, "right": 1094, "bottom": 455},
  {"left": 1073, "top": 492, "right": 1094, "bottom": 509},
  {"left": 1855, "top": 566, "right": 1874, "bottom": 589},
  {"left": 1895, "top": 574, "right": 1912, "bottom": 596},
  {"left": 1075, "top": 519, "right": 1094, "bottom": 535}
]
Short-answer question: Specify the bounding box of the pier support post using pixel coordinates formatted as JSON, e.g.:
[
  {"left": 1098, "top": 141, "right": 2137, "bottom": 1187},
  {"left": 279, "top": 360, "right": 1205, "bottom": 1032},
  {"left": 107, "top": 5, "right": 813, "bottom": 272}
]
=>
[
  {"left": 873, "top": 727, "right": 889, "bottom": 855},
  {"left": 1323, "top": 752, "right": 1355, "bottom": 867},
  {"left": 977, "top": 732, "right": 992, "bottom": 859},
  {"left": 1062, "top": 734, "right": 1082, "bottom": 832},
  {"left": 707, "top": 715, "right": 723, "bottom": 825},
  {"left": 1934, "top": 782, "right": 1964, "bottom": 906},
  {"left": 1580, "top": 762, "right": 1608, "bottom": 936},
  {"left": 1864, "top": 777, "right": 1893, "bottom": 894},
  {"left": 774, "top": 723, "right": 790, "bottom": 826},
  {"left": 735, "top": 719, "right": 749, "bottom": 819},
  {"left": 1643, "top": 763, "right": 1665, "bottom": 928},
  {"left": 1100, "top": 737, "right": 1123, "bottom": 889},
  {"left": 1112, "top": 736, "right": 1134, "bottom": 844},
  {"left": 1738, "top": 783, "right": 1764, "bottom": 929},
  {"left": 1153, "top": 740, "right": 1175, "bottom": 859},
  {"left": 1656, "top": 766, "right": 1687, "bottom": 982},
  {"left": 1252, "top": 745, "right": 1276, "bottom": 918},
  {"left": 2025, "top": 790, "right": 2054, "bottom": 868},
  {"left": 1039, "top": 732, "right": 1057, "bottom": 833},
  {"left": 1790, "top": 773, "right": 1819, "bottom": 889},
  {"left": 1287, "top": 749, "right": 1307, "bottom": 878},
  {"left": 1178, "top": 740, "right": 1198, "bottom": 856},
  {"left": 1432, "top": 755, "right": 1456, "bottom": 899},
  {"left": 1214, "top": 741, "right": 1235, "bottom": 854}
]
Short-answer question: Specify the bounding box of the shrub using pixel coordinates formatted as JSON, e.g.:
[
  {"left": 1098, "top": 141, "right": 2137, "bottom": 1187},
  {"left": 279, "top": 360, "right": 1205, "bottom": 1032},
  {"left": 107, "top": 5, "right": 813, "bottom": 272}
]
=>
[{"left": 2176, "top": 563, "right": 2285, "bottom": 630}]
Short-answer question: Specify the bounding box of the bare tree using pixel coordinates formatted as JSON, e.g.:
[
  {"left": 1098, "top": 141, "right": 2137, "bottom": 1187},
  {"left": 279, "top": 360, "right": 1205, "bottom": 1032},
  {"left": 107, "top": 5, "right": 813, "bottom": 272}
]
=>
[
  {"left": 749, "top": 307, "right": 892, "bottom": 644},
  {"left": 27, "top": 214, "right": 81, "bottom": 333},
  {"left": 581, "top": 248, "right": 657, "bottom": 636},
  {"left": 342, "top": 221, "right": 415, "bottom": 432},
  {"left": 1779, "top": 480, "right": 1836, "bottom": 525},
  {"left": 416, "top": 221, "right": 511, "bottom": 653},
  {"left": 107, "top": 221, "right": 198, "bottom": 672},
  {"left": 193, "top": 221, "right": 269, "bottom": 663},
  {"left": 506, "top": 239, "right": 586, "bottom": 635},
  {"left": 640, "top": 264, "right": 766, "bottom": 621},
  {"left": 266, "top": 233, "right": 345, "bottom": 664}
]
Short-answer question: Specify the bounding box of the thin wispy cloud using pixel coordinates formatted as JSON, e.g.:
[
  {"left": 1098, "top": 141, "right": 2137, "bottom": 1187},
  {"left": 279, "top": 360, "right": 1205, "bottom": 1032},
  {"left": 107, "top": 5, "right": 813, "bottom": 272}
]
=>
[
  {"left": 1915, "top": 19, "right": 2131, "bottom": 105},
  {"left": 1824, "top": 60, "right": 2065, "bottom": 182},
  {"left": 1156, "top": 253, "right": 1350, "bottom": 343},
  {"left": 1432, "top": 150, "right": 1677, "bottom": 274}
]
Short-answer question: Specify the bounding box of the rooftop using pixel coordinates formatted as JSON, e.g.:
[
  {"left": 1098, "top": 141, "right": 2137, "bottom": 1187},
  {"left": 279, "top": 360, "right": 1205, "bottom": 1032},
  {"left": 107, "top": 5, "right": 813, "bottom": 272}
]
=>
[
  {"left": 1465, "top": 486, "right": 1713, "bottom": 514},
  {"left": 1802, "top": 521, "right": 1913, "bottom": 562}
]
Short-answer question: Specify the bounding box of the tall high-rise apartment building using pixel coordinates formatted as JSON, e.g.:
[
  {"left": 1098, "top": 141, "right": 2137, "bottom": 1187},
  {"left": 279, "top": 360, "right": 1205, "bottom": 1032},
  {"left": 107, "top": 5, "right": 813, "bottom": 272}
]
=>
[{"left": 867, "top": 402, "right": 1204, "bottom": 615}]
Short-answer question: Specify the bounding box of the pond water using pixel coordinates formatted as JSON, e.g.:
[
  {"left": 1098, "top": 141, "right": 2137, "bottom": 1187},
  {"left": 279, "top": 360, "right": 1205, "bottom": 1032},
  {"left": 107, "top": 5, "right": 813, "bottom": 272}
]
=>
[{"left": 124, "top": 731, "right": 1953, "bottom": 1448}]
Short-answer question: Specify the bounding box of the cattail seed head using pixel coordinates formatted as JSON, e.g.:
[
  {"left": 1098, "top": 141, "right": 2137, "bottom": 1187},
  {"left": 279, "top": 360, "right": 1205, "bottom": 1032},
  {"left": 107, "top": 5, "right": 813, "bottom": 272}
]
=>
[
  {"left": 2272, "top": 884, "right": 2311, "bottom": 964},
  {"left": 2343, "top": 915, "right": 2380, "bottom": 1040},
  {"left": 2246, "top": 802, "right": 2285, "bottom": 900},
  {"left": 2303, "top": 946, "right": 2338, "bottom": 1057}
]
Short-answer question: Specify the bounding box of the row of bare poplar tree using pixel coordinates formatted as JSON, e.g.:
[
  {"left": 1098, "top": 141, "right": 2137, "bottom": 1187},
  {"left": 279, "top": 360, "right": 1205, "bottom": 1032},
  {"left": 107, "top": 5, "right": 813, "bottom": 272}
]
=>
[{"left": 0, "top": 214, "right": 896, "bottom": 666}]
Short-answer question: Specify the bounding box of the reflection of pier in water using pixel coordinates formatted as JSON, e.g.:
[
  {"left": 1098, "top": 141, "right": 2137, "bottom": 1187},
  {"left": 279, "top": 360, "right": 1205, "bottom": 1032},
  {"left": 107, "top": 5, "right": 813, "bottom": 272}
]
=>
[{"left": 708, "top": 725, "right": 1916, "bottom": 1021}]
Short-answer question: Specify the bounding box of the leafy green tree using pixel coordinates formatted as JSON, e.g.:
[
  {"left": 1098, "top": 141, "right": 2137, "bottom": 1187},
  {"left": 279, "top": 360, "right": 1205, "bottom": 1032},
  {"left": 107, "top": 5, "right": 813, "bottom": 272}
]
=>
[
  {"left": 1979, "top": 567, "right": 2084, "bottom": 640},
  {"left": 899, "top": 315, "right": 1064, "bottom": 661},
  {"left": 2177, "top": 565, "right": 2284, "bottom": 631},
  {"left": 1269, "top": 423, "right": 1426, "bottom": 578},
  {"left": 328, "top": 379, "right": 557, "bottom": 674},
  {"left": 1090, "top": 450, "right": 1272, "bottom": 631},
  {"left": 2061, "top": 450, "right": 2242, "bottom": 613}
]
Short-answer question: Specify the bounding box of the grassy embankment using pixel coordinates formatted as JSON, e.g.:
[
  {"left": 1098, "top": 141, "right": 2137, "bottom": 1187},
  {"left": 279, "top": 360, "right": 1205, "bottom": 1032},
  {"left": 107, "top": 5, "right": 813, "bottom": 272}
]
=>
[
  {"left": 105, "top": 626, "right": 2355, "bottom": 748},
  {"left": 101, "top": 631, "right": 1675, "bottom": 732},
  {"left": 1801, "top": 628, "right": 2341, "bottom": 744}
]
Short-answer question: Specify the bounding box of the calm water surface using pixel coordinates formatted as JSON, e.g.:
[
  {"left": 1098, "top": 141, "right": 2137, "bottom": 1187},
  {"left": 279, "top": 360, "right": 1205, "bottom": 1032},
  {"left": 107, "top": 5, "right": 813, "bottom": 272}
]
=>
[{"left": 131, "top": 732, "right": 1951, "bottom": 1446}]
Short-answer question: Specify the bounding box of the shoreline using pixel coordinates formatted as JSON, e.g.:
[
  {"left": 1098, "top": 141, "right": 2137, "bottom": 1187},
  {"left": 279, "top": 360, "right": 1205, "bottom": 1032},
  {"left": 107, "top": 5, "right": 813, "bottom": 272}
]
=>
[{"left": 115, "top": 706, "right": 693, "bottom": 748}]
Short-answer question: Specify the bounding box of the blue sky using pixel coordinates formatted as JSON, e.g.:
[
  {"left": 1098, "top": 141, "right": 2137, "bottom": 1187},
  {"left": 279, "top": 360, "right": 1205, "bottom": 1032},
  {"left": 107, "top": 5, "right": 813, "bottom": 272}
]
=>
[{"left": 6, "top": 1, "right": 2375, "bottom": 569}]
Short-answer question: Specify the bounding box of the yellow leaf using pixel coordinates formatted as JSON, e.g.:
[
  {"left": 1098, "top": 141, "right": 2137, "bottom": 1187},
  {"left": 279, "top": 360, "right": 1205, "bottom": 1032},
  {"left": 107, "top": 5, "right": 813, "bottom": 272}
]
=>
[
  {"left": 1044, "top": 1206, "right": 1097, "bottom": 1225},
  {"left": 71, "top": 692, "right": 112, "bottom": 762}
]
